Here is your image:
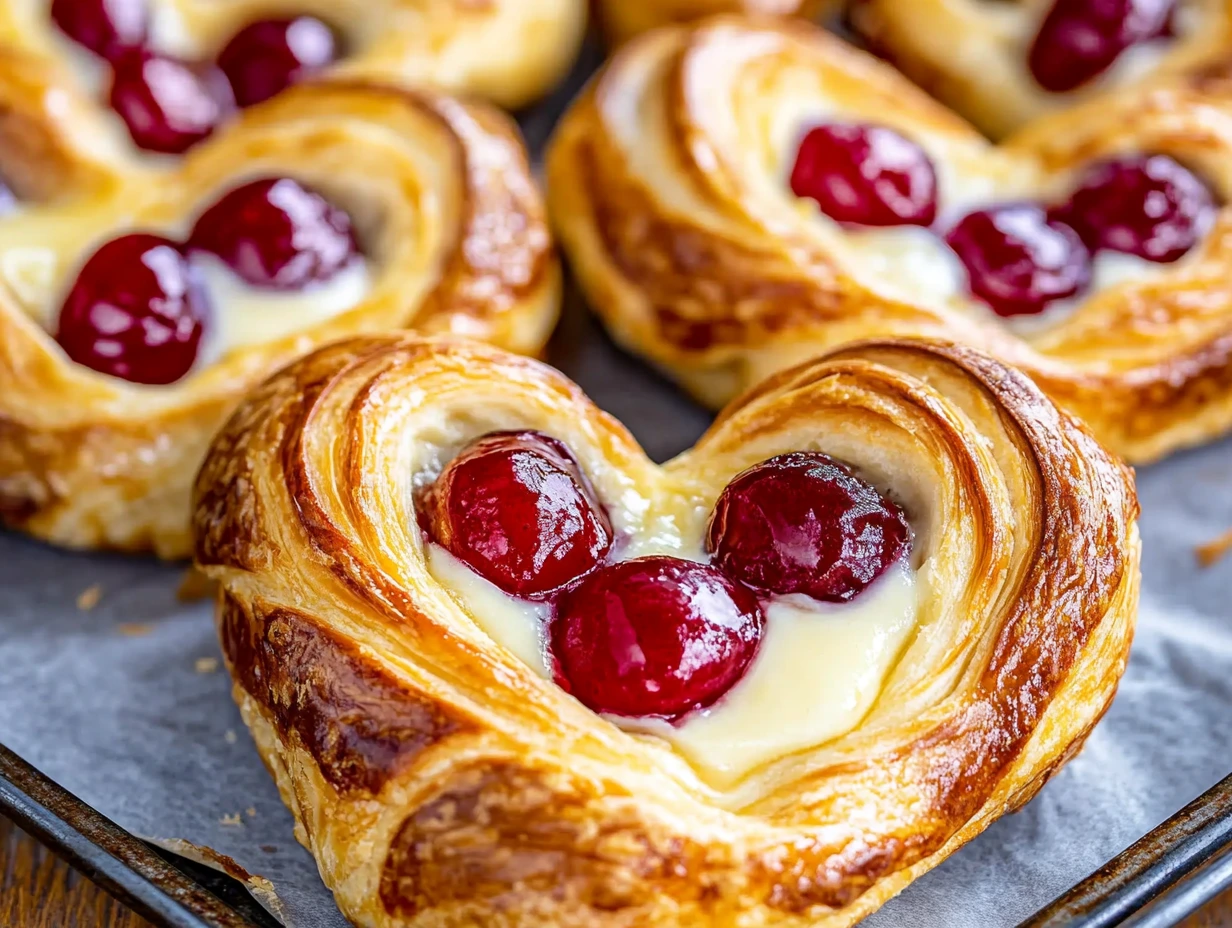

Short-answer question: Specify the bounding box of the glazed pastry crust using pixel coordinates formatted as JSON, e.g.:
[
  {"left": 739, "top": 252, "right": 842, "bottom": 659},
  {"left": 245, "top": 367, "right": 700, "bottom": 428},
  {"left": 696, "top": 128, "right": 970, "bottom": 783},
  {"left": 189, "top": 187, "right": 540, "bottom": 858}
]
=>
[
  {"left": 852, "top": 0, "right": 1232, "bottom": 139},
  {"left": 193, "top": 333, "right": 1139, "bottom": 928},
  {"left": 547, "top": 15, "right": 1232, "bottom": 463},
  {"left": 0, "top": 65, "right": 559, "bottom": 557},
  {"left": 0, "top": 0, "right": 586, "bottom": 109},
  {"left": 595, "top": 0, "right": 834, "bottom": 44}
]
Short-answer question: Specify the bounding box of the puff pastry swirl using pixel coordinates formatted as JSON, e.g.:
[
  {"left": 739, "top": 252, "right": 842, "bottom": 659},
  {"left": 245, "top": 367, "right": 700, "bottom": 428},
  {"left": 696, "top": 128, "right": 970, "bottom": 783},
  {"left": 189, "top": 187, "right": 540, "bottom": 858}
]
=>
[
  {"left": 0, "top": 73, "right": 558, "bottom": 557},
  {"left": 547, "top": 16, "right": 1232, "bottom": 463},
  {"left": 0, "top": 0, "right": 585, "bottom": 110},
  {"left": 852, "top": 0, "right": 1232, "bottom": 139},
  {"left": 193, "top": 333, "right": 1139, "bottom": 928}
]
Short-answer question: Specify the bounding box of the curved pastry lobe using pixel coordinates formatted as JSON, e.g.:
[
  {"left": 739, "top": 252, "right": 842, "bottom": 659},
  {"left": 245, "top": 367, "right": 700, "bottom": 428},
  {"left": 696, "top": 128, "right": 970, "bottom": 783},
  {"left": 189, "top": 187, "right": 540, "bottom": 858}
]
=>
[
  {"left": 595, "top": 0, "right": 835, "bottom": 44},
  {"left": 0, "top": 0, "right": 585, "bottom": 110},
  {"left": 193, "top": 333, "right": 1139, "bottom": 928},
  {"left": 0, "top": 71, "right": 559, "bottom": 557},
  {"left": 852, "top": 0, "right": 1232, "bottom": 139},
  {"left": 547, "top": 16, "right": 1232, "bottom": 463}
]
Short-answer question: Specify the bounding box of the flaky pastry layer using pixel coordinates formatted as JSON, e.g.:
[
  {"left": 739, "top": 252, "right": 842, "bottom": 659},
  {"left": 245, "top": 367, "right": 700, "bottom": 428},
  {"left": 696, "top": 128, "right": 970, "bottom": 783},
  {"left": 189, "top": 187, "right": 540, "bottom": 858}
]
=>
[
  {"left": 0, "top": 71, "right": 559, "bottom": 557},
  {"left": 193, "top": 333, "right": 1139, "bottom": 928},
  {"left": 547, "top": 15, "right": 1232, "bottom": 463},
  {"left": 595, "top": 0, "right": 834, "bottom": 44},
  {"left": 852, "top": 0, "right": 1232, "bottom": 139}
]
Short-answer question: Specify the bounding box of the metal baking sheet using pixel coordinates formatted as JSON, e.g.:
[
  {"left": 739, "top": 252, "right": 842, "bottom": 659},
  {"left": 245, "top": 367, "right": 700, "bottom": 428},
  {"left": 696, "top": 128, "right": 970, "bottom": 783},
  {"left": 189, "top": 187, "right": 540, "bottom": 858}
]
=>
[{"left": 2, "top": 38, "right": 1232, "bottom": 928}]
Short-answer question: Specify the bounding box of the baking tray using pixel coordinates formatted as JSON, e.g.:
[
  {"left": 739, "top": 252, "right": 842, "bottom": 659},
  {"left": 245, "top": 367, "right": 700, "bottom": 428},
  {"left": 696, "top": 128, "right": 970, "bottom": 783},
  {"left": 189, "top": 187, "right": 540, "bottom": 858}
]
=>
[{"left": 3, "top": 34, "right": 1232, "bottom": 928}]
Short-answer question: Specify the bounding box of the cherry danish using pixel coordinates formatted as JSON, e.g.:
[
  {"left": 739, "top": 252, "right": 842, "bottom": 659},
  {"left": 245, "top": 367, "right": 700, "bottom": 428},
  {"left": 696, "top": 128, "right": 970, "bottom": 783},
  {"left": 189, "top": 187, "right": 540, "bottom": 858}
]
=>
[
  {"left": 109, "top": 50, "right": 234, "bottom": 154},
  {"left": 1029, "top": 0, "right": 1176, "bottom": 93},
  {"left": 790, "top": 123, "right": 938, "bottom": 227},
  {"left": 187, "top": 178, "right": 359, "bottom": 289},
  {"left": 550, "top": 555, "right": 764, "bottom": 719},
  {"left": 55, "top": 233, "right": 209, "bottom": 385},
  {"left": 708, "top": 452, "right": 911, "bottom": 603},
  {"left": 419, "top": 431, "right": 613, "bottom": 598}
]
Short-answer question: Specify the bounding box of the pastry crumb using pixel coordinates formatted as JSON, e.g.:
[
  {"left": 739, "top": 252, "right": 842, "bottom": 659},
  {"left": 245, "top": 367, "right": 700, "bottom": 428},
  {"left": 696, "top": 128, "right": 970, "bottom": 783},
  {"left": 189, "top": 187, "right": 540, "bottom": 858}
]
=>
[
  {"left": 224, "top": 729, "right": 238, "bottom": 744},
  {"left": 1196, "top": 529, "right": 1232, "bottom": 567},
  {"left": 220, "top": 813, "right": 243, "bottom": 827},
  {"left": 116, "top": 622, "right": 154, "bottom": 637},
  {"left": 245, "top": 807, "right": 257, "bottom": 819},
  {"left": 75, "top": 585, "right": 102, "bottom": 611},
  {"left": 195, "top": 657, "right": 219, "bottom": 674}
]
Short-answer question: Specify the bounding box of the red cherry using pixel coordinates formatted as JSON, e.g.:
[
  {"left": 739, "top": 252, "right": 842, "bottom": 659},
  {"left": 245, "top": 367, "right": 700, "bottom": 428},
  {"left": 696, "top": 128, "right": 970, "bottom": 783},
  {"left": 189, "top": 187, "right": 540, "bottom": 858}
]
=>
[
  {"left": 51, "top": 0, "right": 147, "bottom": 62},
  {"left": 707, "top": 453, "right": 911, "bottom": 604},
  {"left": 217, "top": 17, "right": 337, "bottom": 109},
  {"left": 1053, "top": 155, "right": 1214, "bottom": 263},
  {"left": 419, "top": 431, "right": 613, "bottom": 598},
  {"left": 550, "top": 556, "right": 764, "bottom": 719},
  {"left": 790, "top": 123, "right": 938, "bottom": 227},
  {"left": 109, "top": 50, "right": 234, "bottom": 154},
  {"left": 187, "top": 178, "right": 359, "bottom": 290},
  {"left": 1029, "top": 0, "right": 1176, "bottom": 93},
  {"left": 945, "top": 205, "right": 1092, "bottom": 317},
  {"left": 55, "top": 233, "right": 209, "bottom": 385}
]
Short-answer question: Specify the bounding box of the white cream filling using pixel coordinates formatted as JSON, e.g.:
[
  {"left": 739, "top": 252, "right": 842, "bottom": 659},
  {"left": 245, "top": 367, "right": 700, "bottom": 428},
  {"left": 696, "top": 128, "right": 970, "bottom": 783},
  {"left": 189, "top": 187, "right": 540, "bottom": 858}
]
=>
[{"left": 425, "top": 538, "right": 919, "bottom": 786}]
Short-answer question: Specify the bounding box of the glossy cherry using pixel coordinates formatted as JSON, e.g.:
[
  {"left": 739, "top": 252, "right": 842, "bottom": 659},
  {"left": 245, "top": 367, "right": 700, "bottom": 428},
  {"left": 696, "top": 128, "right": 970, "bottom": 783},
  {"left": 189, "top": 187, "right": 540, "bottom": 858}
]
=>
[
  {"left": 707, "top": 452, "right": 911, "bottom": 603},
  {"left": 419, "top": 431, "right": 613, "bottom": 598},
  {"left": 187, "top": 178, "right": 359, "bottom": 289},
  {"left": 51, "top": 0, "right": 147, "bottom": 62},
  {"left": 790, "top": 123, "right": 938, "bottom": 227},
  {"left": 55, "top": 233, "right": 209, "bottom": 384},
  {"left": 217, "top": 17, "right": 337, "bottom": 108},
  {"left": 550, "top": 556, "right": 764, "bottom": 719},
  {"left": 1029, "top": 0, "right": 1176, "bottom": 93},
  {"left": 945, "top": 204, "right": 1091, "bottom": 317},
  {"left": 109, "top": 50, "right": 234, "bottom": 154},
  {"left": 1053, "top": 154, "right": 1214, "bottom": 263}
]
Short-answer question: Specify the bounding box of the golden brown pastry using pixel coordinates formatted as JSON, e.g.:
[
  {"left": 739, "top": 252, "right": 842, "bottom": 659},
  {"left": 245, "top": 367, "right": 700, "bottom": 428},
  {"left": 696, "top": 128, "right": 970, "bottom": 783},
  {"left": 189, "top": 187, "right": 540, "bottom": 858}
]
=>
[
  {"left": 852, "top": 0, "right": 1232, "bottom": 139},
  {"left": 0, "top": 67, "right": 559, "bottom": 557},
  {"left": 193, "top": 333, "right": 1139, "bottom": 928},
  {"left": 2, "top": 0, "right": 585, "bottom": 114},
  {"left": 595, "top": 0, "right": 834, "bottom": 44},
  {"left": 547, "top": 15, "right": 1232, "bottom": 463}
]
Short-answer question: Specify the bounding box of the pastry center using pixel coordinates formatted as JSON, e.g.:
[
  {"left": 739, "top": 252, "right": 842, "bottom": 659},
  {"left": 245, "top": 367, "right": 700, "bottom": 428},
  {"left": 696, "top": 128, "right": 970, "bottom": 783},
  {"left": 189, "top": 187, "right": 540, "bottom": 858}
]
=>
[
  {"left": 420, "top": 436, "right": 921, "bottom": 785},
  {"left": 0, "top": 176, "right": 369, "bottom": 385}
]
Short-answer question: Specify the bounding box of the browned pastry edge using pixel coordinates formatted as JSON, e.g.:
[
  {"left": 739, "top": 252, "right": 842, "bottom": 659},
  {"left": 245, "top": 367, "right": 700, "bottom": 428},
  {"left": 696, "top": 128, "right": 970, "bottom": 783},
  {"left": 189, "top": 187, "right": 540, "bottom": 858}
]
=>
[
  {"left": 194, "top": 334, "right": 1139, "bottom": 927},
  {"left": 594, "top": 0, "right": 833, "bottom": 44},
  {"left": 0, "top": 78, "right": 560, "bottom": 558},
  {"left": 546, "top": 17, "right": 1232, "bottom": 463}
]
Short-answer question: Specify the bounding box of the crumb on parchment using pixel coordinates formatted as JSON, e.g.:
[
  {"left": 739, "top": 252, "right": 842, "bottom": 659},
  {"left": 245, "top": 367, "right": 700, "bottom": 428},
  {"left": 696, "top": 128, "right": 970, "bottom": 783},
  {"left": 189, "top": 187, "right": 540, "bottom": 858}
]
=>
[
  {"left": 1196, "top": 528, "right": 1232, "bottom": 567},
  {"left": 220, "top": 813, "right": 243, "bottom": 827},
  {"left": 116, "top": 622, "right": 154, "bottom": 637},
  {"left": 76, "top": 585, "right": 102, "bottom": 611},
  {"left": 224, "top": 729, "right": 238, "bottom": 744},
  {"left": 195, "top": 657, "right": 219, "bottom": 674}
]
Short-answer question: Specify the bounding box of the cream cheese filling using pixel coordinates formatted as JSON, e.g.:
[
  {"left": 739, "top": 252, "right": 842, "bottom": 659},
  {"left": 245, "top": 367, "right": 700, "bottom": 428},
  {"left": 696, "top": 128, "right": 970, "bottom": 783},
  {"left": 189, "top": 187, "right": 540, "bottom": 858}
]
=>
[{"left": 426, "top": 540, "right": 919, "bottom": 785}]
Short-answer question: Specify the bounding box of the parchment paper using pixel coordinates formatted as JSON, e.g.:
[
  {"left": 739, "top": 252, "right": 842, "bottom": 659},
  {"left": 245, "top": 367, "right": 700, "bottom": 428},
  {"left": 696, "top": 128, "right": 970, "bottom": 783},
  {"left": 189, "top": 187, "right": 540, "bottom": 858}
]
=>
[{"left": 1, "top": 43, "right": 1231, "bottom": 928}]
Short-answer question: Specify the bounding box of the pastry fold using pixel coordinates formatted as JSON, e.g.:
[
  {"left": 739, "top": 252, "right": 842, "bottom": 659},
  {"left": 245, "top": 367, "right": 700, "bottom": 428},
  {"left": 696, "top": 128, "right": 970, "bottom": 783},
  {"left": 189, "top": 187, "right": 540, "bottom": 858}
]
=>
[
  {"left": 193, "top": 333, "right": 1139, "bottom": 928},
  {"left": 546, "top": 16, "right": 1232, "bottom": 463},
  {"left": 0, "top": 73, "right": 558, "bottom": 557},
  {"left": 595, "top": 1, "right": 833, "bottom": 44}
]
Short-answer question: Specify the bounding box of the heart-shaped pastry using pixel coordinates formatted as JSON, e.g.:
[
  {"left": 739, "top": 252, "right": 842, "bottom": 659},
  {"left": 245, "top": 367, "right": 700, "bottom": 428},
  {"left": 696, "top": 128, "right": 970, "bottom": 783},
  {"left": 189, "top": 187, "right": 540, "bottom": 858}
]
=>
[
  {"left": 193, "top": 333, "right": 1139, "bottom": 928},
  {"left": 853, "top": 0, "right": 1232, "bottom": 138},
  {"left": 4, "top": 0, "right": 583, "bottom": 131},
  {"left": 547, "top": 15, "right": 1232, "bottom": 463},
  {"left": 0, "top": 67, "right": 558, "bottom": 557},
  {"left": 596, "top": 0, "right": 835, "bottom": 44}
]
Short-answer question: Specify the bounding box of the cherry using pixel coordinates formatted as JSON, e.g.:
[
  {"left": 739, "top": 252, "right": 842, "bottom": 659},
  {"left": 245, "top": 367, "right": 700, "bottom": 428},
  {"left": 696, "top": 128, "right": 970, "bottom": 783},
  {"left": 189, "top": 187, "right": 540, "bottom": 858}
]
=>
[
  {"left": 418, "top": 431, "right": 613, "bottom": 598},
  {"left": 1029, "top": 0, "right": 1176, "bottom": 93},
  {"left": 550, "top": 556, "right": 764, "bottom": 719},
  {"left": 55, "top": 233, "right": 209, "bottom": 385},
  {"left": 1053, "top": 155, "right": 1214, "bottom": 263},
  {"left": 217, "top": 17, "right": 337, "bottom": 109},
  {"left": 945, "top": 205, "right": 1091, "bottom": 317},
  {"left": 707, "top": 453, "right": 911, "bottom": 604},
  {"left": 790, "top": 123, "right": 938, "bottom": 227},
  {"left": 109, "top": 50, "right": 234, "bottom": 154},
  {"left": 51, "top": 0, "right": 147, "bottom": 62},
  {"left": 187, "top": 178, "right": 359, "bottom": 289}
]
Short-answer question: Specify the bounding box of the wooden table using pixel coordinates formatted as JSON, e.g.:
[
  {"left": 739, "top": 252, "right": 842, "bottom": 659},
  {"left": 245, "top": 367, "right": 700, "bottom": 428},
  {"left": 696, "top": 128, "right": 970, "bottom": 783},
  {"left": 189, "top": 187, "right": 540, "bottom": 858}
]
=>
[{"left": 1, "top": 814, "right": 1228, "bottom": 927}]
